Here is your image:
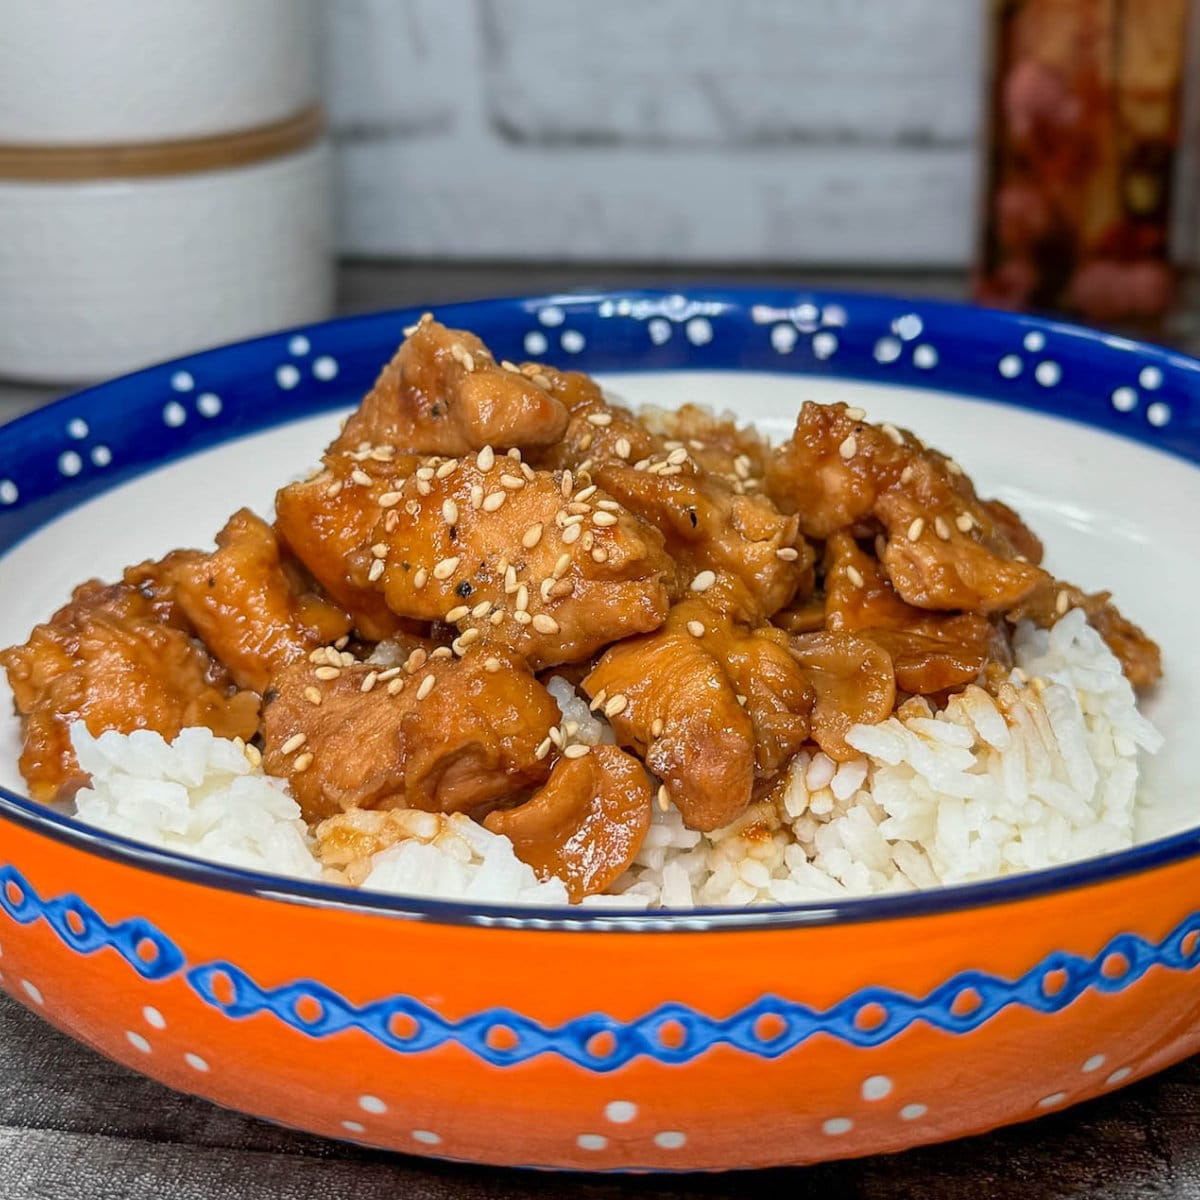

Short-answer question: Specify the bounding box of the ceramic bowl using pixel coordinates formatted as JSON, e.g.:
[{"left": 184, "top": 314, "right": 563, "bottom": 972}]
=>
[{"left": 0, "top": 289, "right": 1198, "bottom": 1172}]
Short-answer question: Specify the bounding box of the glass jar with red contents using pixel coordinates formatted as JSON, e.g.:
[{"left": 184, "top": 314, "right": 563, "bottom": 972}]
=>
[{"left": 975, "top": 0, "right": 1191, "bottom": 333}]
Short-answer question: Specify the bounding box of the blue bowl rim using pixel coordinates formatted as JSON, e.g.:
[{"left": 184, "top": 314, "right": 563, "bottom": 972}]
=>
[{"left": 0, "top": 284, "right": 1195, "bottom": 933}]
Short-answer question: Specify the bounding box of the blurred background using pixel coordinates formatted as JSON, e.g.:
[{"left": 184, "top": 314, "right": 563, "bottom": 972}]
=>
[{"left": 1, "top": 0, "right": 1198, "bottom": 405}]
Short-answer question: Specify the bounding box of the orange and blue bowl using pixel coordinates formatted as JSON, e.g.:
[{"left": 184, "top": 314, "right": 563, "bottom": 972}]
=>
[{"left": 0, "top": 289, "right": 1197, "bottom": 1170}]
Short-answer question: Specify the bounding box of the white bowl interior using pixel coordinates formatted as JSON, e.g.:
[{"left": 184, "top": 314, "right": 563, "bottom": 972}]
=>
[{"left": 0, "top": 371, "right": 1193, "bottom": 847}]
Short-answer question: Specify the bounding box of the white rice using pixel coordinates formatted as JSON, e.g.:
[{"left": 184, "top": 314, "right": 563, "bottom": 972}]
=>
[{"left": 66, "top": 612, "right": 1162, "bottom": 908}]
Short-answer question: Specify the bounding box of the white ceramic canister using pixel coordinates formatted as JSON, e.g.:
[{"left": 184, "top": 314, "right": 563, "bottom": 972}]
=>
[{"left": 0, "top": 0, "right": 332, "bottom": 384}]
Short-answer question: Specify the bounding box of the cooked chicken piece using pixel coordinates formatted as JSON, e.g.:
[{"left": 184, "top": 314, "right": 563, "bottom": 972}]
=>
[
  {"left": 529, "top": 367, "right": 661, "bottom": 473},
  {"left": 641, "top": 403, "right": 772, "bottom": 494},
  {"left": 527, "top": 371, "right": 809, "bottom": 624},
  {"left": 165, "top": 509, "right": 352, "bottom": 694},
  {"left": 0, "top": 582, "right": 258, "bottom": 800},
  {"left": 823, "top": 533, "right": 1008, "bottom": 695},
  {"left": 787, "top": 630, "right": 897, "bottom": 761},
  {"left": 331, "top": 315, "right": 569, "bottom": 457},
  {"left": 260, "top": 648, "right": 558, "bottom": 822},
  {"left": 123, "top": 551, "right": 204, "bottom": 629},
  {"left": 484, "top": 744, "right": 652, "bottom": 901},
  {"left": 767, "top": 402, "right": 1044, "bottom": 613},
  {"left": 1006, "top": 580, "right": 1162, "bottom": 689},
  {"left": 594, "top": 456, "right": 810, "bottom": 623},
  {"left": 583, "top": 600, "right": 813, "bottom": 831},
  {"left": 276, "top": 452, "right": 418, "bottom": 641}
]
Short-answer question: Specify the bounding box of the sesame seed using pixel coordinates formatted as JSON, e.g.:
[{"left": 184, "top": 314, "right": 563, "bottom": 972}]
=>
[
  {"left": 535, "top": 738, "right": 552, "bottom": 760},
  {"left": 522, "top": 523, "right": 544, "bottom": 549},
  {"left": 651, "top": 718, "right": 665, "bottom": 737},
  {"left": 562, "top": 523, "right": 582, "bottom": 545},
  {"left": 476, "top": 446, "right": 495, "bottom": 471},
  {"left": 591, "top": 548, "right": 608, "bottom": 563},
  {"left": 734, "top": 454, "right": 753, "bottom": 480},
  {"left": 532, "top": 373, "right": 552, "bottom": 391},
  {"left": 449, "top": 342, "right": 465, "bottom": 364},
  {"left": 457, "top": 627, "right": 482, "bottom": 648},
  {"left": 339, "top": 651, "right": 355, "bottom": 667},
  {"left": 483, "top": 656, "right": 502, "bottom": 673},
  {"left": 553, "top": 553, "right": 571, "bottom": 579},
  {"left": 900, "top": 465, "right": 915, "bottom": 485},
  {"left": 881, "top": 423, "right": 904, "bottom": 445},
  {"left": 845, "top": 406, "right": 866, "bottom": 420},
  {"left": 489, "top": 610, "right": 504, "bottom": 626},
  {"left": 548, "top": 725, "right": 564, "bottom": 748},
  {"left": 521, "top": 462, "right": 536, "bottom": 481},
  {"left": 574, "top": 484, "right": 598, "bottom": 502},
  {"left": 604, "top": 694, "right": 628, "bottom": 718},
  {"left": 736, "top": 694, "right": 747, "bottom": 707},
  {"left": 906, "top": 518, "right": 925, "bottom": 542},
  {"left": 687, "top": 620, "right": 705, "bottom": 638},
  {"left": 846, "top": 565, "right": 865, "bottom": 588},
  {"left": 504, "top": 565, "right": 518, "bottom": 591},
  {"left": 462, "top": 351, "right": 476, "bottom": 373},
  {"left": 387, "top": 677, "right": 405, "bottom": 696},
  {"left": 934, "top": 516, "right": 951, "bottom": 541},
  {"left": 515, "top": 584, "right": 530, "bottom": 612},
  {"left": 314, "top": 666, "right": 341, "bottom": 681},
  {"left": 592, "top": 511, "right": 618, "bottom": 527},
  {"left": 508, "top": 447, "right": 523, "bottom": 462},
  {"left": 415, "top": 479, "right": 432, "bottom": 497},
  {"left": 384, "top": 510, "right": 400, "bottom": 533},
  {"left": 566, "top": 502, "right": 591, "bottom": 516},
  {"left": 838, "top": 434, "right": 858, "bottom": 460},
  {"left": 280, "top": 732, "right": 307, "bottom": 755},
  {"left": 413, "top": 567, "right": 428, "bottom": 589},
  {"left": 244, "top": 744, "right": 263, "bottom": 768},
  {"left": 369, "top": 445, "right": 395, "bottom": 462},
  {"left": 472, "top": 600, "right": 492, "bottom": 618},
  {"left": 292, "top": 752, "right": 313, "bottom": 774},
  {"left": 430, "top": 646, "right": 453, "bottom": 660},
  {"left": 656, "top": 785, "right": 670, "bottom": 812},
  {"left": 304, "top": 686, "right": 322, "bottom": 706},
  {"left": 560, "top": 470, "right": 574, "bottom": 498},
  {"left": 532, "top": 613, "right": 560, "bottom": 634},
  {"left": 549, "top": 579, "right": 573, "bottom": 598},
  {"left": 377, "top": 667, "right": 401, "bottom": 681},
  {"left": 776, "top": 547, "right": 800, "bottom": 562},
  {"left": 690, "top": 569, "right": 717, "bottom": 593},
  {"left": 435, "top": 458, "right": 459, "bottom": 479},
  {"left": 360, "top": 671, "right": 379, "bottom": 693},
  {"left": 470, "top": 484, "right": 484, "bottom": 509},
  {"left": 946, "top": 459, "right": 963, "bottom": 476},
  {"left": 589, "top": 689, "right": 607, "bottom": 711},
  {"left": 433, "top": 556, "right": 461, "bottom": 581},
  {"left": 540, "top": 578, "right": 555, "bottom": 602},
  {"left": 405, "top": 648, "right": 428, "bottom": 673},
  {"left": 371, "top": 542, "right": 388, "bottom": 559},
  {"left": 1055, "top": 589, "right": 1070, "bottom": 615},
  {"left": 501, "top": 359, "right": 520, "bottom": 373},
  {"left": 367, "top": 559, "right": 385, "bottom": 582},
  {"left": 416, "top": 674, "right": 436, "bottom": 700},
  {"left": 956, "top": 512, "right": 975, "bottom": 532},
  {"left": 587, "top": 411, "right": 613, "bottom": 427},
  {"left": 442, "top": 499, "right": 459, "bottom": 524},
  {"left": 445, "top": 605, "right": 470, "bottom": 623},
  {"left": 615, "top": 437, "right": 632, "bottom": 459},
  {"left": 667, "top": 447, "right": 689, "bottom": 466},
  {"left": 596, "top": 499, "right": 620, "bottom": 512},
  {"left": 307, "top": 649, "right": 326, "bottom": 664},
  {"left": 482, "top": 491, "right": 506, "bottom": 513},
  {"left": 563, "top": 743, "right": 590, "bottom": 759},
  {"left": 335, "top": 635, "right": 350, "bottom": 650},
  {"left": 513, "top": 610, "right": 532, "bottom": 626},
  {"left": 500, "top": 473, "right": 525, "bottom": 490},
  {"left": 325, "top": 480, "right": 344, "bottom": 499},
  {"left": 405, "top": 499, "right": 420, "bottom": 515}
]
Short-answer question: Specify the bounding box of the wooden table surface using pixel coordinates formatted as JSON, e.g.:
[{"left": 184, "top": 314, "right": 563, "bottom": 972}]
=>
[{"left": 2, "top": 263, "right": 1198, "bottom": 1199}]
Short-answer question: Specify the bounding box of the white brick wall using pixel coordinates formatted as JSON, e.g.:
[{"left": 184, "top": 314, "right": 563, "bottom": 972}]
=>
[{"left": 323, "top": 0, "right": 985, "bottom": 265}]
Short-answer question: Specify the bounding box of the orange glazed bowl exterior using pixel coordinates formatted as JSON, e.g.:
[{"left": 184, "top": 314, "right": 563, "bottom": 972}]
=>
[
  {"left": 1, "top": 290, "right": 1198, "bottom": 1171},
  {"left": 3, "top": 806, "right": 1200, "bottom": 1171}
]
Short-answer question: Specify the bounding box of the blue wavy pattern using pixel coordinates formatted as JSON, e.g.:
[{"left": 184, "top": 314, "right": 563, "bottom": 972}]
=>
[
  {"left": 2, "top": 864, "right": 1196, "bottom": 1069},
  {"left": 0, "top": 864, "right": 183, "bottom": 979}
]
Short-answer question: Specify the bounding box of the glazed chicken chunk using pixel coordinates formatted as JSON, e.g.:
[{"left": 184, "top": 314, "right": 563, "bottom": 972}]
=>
[
  {"left": 0, "top": 581, "right": 258, "bottom": 801},
  {"left": 332, "top": 314, "right": 570, "bottom": 457},
  {"left": 279, "top": 445, "right": 674, "bottom": 670},
  {"left": 261, "top": 647, "right": 559, "bottom": 822}
]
